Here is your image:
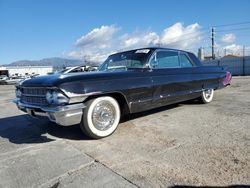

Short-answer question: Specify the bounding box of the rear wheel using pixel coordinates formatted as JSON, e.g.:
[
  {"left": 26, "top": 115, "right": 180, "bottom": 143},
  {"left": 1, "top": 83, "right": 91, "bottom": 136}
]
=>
[
  {"left": 199, "top": 89, "right": 214, "bottom": 104},
  {"left": 80, "top": 96, "right": 120, "bottom": 139}
]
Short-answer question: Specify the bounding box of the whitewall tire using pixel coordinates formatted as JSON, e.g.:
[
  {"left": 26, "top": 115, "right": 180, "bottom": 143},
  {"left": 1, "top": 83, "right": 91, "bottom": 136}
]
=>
[
  {"left": 200, "top": 89, "right": 214, "bottom": 104},
  {"left": 80, "top": 96, "right": 120, "bottom": 139}
]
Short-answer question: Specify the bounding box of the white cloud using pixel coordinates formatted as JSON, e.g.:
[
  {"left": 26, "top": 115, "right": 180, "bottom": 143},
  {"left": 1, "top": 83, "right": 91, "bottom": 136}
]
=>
[
  {"left": 75, "top": 25, "right": 119, "bottom": 48},
  {"left": 224, "top": 44, "right": 242, "bottom": 53},
  {"left": 223, "top": 44, "right": 250, "bottom": 56},
  {"left": 119, "top": 22, "right": 201, "bottom": 50},
  {"left": 160, "top": 22, "right": 201, "bottom": 49},
  {"left": 68, "top": 23, "right": 203, "bottom": 63},
  {"left": 68, "top": 25, "right": 119, "bottom": 62},
  {"left": 221, "top": 33, "right": 236, "bottom": 43},
  {"left": 120, "top": 32, "right": 159, "bottom": 49}
]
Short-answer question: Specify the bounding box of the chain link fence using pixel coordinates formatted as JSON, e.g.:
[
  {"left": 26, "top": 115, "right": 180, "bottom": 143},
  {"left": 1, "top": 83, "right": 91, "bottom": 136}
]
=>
[{"left": 202, "top": 56, "right": 250, "bottom": 76}]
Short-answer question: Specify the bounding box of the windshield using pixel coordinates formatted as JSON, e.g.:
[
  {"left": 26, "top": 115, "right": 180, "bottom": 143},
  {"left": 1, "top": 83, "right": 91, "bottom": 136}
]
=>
[
  {"left": 99, "top": 49, "right": 153, "bottom": 71},
  {"left": 57, "top": 68, "right": 71, "bottom": 74}
]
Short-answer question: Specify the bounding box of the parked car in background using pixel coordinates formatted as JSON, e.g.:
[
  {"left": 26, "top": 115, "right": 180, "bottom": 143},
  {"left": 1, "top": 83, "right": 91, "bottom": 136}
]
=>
[
  {"left": 14, "top": 47, "right": 231, "bottom": 139},
  {"left": 54, "top": 65, "right": 98, "bottom": 74},
  {"left": 0, "top": 75, "right": 33, "bottom": 85},
  {"left": 0, "top": 75, "right": 8, "bottom": 81},
  {"left": 0, "top": 75, "right": 8, "bottom": 79},
  {"left": 0, "top": 76, "right": 23, "bottom": 85}
]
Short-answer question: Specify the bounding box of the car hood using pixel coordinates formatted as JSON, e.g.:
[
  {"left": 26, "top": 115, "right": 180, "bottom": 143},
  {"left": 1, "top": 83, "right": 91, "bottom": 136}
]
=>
[{"left": 19, "top": 70, "right": 142, "bottom": 87}]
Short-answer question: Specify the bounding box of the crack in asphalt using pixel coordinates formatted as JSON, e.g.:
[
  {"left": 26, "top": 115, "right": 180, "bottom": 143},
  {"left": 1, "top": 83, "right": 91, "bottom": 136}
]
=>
[
  {"left": 67, "top": 142, "right": 140, "bottom": 188},
  {"left": 35, "top": 141, "right": 138, "bottom": 188},
  {"left": 38, "top": 160, "right": 95, "bottom": 188},
  {"left": 86, "top": 153, "right": 140, "bottom": 188}
]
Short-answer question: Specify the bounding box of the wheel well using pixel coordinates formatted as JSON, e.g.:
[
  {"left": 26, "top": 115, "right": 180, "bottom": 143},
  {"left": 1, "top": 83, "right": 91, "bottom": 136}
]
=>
[{"left": 85, "top": 92, "right": 130, "bottom": 116}]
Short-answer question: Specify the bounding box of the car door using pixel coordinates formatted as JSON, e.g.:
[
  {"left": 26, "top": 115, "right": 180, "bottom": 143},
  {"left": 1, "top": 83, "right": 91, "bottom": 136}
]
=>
[
  {"left": 149, "top": 50, "right": 195, "bottom": 108},
  {"left": 179, "top": 52, "right": 212, "bottom": 97},
  {"left": 178, "top": 52, "right": 203, "bottom": 97},
  {"left": 123, "top": 69, "right": 154, "bottom": 113}
]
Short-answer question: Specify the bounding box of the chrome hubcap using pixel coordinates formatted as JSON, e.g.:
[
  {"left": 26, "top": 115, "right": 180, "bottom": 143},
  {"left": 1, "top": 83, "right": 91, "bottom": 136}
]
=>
[
  {"left": 92, "top": 101, "right": 116, "bottom": 131},
  {"left": 204, "top": 89, "right": 212, "bottom": 99}
]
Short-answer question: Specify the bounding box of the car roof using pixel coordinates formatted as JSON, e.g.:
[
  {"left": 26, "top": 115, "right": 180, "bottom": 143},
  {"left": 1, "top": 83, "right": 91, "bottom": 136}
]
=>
[{"left": 110, "top": 47, "right": 192, "bottom": 56}]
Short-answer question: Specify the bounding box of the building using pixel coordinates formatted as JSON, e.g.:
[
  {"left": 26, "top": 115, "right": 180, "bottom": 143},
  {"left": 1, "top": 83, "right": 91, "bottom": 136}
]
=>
[
  {"left": 222, "top": 54, "right": 239, "bottom": 59},
  {"left": 0, "top": 66, "right": 53, "bottom": 77},
  {"left": 198, "top": 47, "right": 204, "bottom": 60}
]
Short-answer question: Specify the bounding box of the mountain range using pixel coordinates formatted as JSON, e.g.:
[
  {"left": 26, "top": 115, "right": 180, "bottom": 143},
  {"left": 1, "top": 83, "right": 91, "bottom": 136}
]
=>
[{"left": 5, "top": 57, "right": 98, "bottom": 68}]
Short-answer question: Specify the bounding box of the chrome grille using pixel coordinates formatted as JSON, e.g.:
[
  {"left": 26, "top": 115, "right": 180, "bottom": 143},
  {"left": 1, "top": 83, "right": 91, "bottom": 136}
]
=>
[
  {"left": 22, "top": 87, "right": 47, "bottom": 96},
  {"left": 21, "top": 95, "right": 48, "bottom": 105},
  {"left": 20, "top": 87, "right": 48, "bottom": 106}
]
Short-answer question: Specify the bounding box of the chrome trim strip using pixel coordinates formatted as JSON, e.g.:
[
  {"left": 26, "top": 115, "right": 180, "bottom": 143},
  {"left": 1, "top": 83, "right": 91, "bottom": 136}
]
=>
[
  {"left": 42, "top": 103, "right": 85, "bottom": 112},
  {"left": 13, "top": 99, "right": 86, "bottom": 112},
  {"left": 18, "top": 86, "right": 58, "bottom": 89},
  {"left": 61, "top": 89, "right": 102, "bottom": 104},
  {"left": 13, "top": 99, "right": 86, "bottom": 126},
  {"left": 62, "top": 90, "right": 102, "bottom": 98},
  {"left": 21, "top": 94, "right": 45, "bottom": 97}
]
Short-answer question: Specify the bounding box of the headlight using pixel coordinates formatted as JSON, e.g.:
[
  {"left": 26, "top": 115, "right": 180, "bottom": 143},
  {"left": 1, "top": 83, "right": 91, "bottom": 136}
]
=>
[
  {"left": 16, "top": 89, "right": 22, "bottom": 98},
  {"left": 46, "top": 91, "right": 53, "bottom": 104},
  {"left": 46, "top": 91, "right": 69, "bottom": 105}
]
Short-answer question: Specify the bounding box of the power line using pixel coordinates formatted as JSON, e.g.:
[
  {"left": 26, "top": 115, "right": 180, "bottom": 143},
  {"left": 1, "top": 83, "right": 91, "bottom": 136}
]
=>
[
  {"left": 216, "top": 27, "right": 250, "bottom": 32},
  {"left": 216, "top": 33, "right": 250, "bottom": 37},
  {"left": 157, "top": 21, "right": 250, "bottom": 58},
  {"left": 161, "top": 21, "right": 250, "bottom": 40},
  {"left": 212, "top": 21, "right": 250, "bottom": 28},
  {"left": 159, "top": 21, "right": 250, "bottom": 49}
]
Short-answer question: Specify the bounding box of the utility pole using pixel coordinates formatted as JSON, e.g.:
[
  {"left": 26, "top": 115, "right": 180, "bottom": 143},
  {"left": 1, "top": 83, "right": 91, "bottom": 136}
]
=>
[
  {"left": 211, "top": 27, "right": 215, "bottom": 59},
  {"left": 243, "top": 45, "right": 245, "bottom": 57},
  {"left": 243, "top": 45, "right": 245, "bottom": 76}
]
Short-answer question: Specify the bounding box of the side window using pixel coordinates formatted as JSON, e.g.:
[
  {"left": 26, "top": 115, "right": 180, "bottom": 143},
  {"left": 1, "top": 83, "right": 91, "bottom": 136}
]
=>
[
  {"left": 151, "top": 51, "right": 180, "bottom": 68},
  {"left": 179, "top": 54, "right": 193, "bottom": 67},
  {"left": 108, "top": 59, "right": 143, "bottom": 69}
]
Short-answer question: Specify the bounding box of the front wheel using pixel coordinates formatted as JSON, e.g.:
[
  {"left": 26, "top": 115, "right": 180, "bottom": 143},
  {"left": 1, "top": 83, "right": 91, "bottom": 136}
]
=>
[
  {"left": 80, "top": 96, "right": 120, "bottom": 139},
  {"left": 199, "top": 89, "right": 214, "bottom": 104}
]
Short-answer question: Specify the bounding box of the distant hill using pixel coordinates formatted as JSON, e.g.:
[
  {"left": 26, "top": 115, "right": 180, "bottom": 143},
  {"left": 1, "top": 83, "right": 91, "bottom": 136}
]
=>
[{"left": 6, "top": 57, "right": 88, "bottom": 68}]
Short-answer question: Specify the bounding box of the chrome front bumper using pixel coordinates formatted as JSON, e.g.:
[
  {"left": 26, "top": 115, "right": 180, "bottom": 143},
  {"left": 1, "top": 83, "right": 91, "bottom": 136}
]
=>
[{"left": 13, "top": 99, "right": 86, "bottom": 126}]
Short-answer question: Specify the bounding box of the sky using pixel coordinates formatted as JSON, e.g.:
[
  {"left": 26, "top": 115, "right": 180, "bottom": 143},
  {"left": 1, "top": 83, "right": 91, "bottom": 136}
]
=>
[{"left": 0, "top": 0, "right": 250, "bottom": 64}]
